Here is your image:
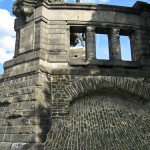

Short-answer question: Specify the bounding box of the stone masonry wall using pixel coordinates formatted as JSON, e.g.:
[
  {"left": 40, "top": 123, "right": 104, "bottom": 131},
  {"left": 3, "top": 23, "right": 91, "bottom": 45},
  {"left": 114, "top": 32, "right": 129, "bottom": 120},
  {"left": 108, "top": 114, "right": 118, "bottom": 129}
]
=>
[
  {"left": 45, "top": 93, "right": 150, "bottom": 150},
  {"left": 45, "top": 75, "right": 150, "bottom": 149},
  {"left": 0, "top": 1, "right": 149, "bottom": 150},
  {"left": 0, "top": 72, "right": 51, "bottom": 149}
]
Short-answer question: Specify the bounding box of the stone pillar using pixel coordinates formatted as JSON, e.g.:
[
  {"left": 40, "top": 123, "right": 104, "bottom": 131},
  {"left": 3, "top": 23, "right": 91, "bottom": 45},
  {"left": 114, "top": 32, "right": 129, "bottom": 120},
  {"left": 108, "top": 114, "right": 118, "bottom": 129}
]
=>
[
  {"left": 86, "top": 26, "right": 96, "bottom": 61},
  {"left": 139, "top": 29, "right": 150, "bottom": 68},
  {"left": 109, "top": 28, "right": 121, "bottom": 60},
  {"left": 130, "top": 30, "right": 142, "bottom": 61},
  {"left": 66, "top": 26, "right": 70, "bottom": 54},
  {"left": 14, "top": 29, "right": 20, "bottom": 57},
  {"left": 34, "top": 18, "right": 48, "bottom": 51}
]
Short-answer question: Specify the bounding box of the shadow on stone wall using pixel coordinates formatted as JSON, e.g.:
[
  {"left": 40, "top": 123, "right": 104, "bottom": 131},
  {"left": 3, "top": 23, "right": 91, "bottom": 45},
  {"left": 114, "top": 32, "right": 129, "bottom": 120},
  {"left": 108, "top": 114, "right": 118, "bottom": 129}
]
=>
[
  {"left": 45, "top": 76, "right": 150, "bottom": 150},
  {"left": 45, "top": 90, "right": 150, "bottom": 149}
]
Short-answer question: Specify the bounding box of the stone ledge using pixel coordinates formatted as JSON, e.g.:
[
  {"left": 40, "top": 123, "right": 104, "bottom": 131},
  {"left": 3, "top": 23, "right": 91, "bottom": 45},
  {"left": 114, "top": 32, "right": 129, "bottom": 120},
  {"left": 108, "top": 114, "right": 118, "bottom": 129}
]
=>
[
  {"left": 69, "top": 59, "right": 141, "bottom": 68},
  {"left": 4, "top": 51, "right": 45, "bottom": 68},
  {"left": 40, "top": 2, "right": 139, "bottom": 14},
  {"left": 1, "top": 64, "right": 150, "bottom": 82},
  {"left": 39, "top": 65, "right": 150, "bottom": 77}
]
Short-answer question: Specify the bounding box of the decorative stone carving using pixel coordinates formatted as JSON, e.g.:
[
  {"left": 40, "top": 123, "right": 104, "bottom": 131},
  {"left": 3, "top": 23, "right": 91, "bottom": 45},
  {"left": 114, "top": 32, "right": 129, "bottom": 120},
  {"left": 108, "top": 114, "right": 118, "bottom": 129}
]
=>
[
  {"left": 13, "top": 5, "right": 34, "bottom": 17},
  {"left": 13, "top": 0, "right": 64, "bottom": 17},
  {"left": 13, "top": 0, "right": 36, "bottom": 17}
]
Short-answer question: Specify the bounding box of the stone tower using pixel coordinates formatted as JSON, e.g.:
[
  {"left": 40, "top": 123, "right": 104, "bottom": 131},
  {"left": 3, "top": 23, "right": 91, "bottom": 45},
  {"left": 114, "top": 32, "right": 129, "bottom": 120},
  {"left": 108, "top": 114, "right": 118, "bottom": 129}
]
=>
[{"left": 0, "top": 0, "right": 150, "bottom": 149}]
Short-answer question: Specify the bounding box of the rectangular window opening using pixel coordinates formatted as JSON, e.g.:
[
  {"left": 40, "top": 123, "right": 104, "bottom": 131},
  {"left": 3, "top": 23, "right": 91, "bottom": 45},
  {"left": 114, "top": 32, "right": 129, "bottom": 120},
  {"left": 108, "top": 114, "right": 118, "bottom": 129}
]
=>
[
  {"left": 70, "top": 26, "right": 86, "bottom": 48},
  {"left": 96, "top": 33, "right": 109, "bottom": 60},
  {"left": 120, "top": 35, "right": 132, "bottom": 61}
]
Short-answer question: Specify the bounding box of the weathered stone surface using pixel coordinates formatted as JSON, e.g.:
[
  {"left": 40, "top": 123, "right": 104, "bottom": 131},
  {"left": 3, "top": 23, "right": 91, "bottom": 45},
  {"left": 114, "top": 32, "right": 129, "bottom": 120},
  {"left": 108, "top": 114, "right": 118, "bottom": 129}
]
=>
[
  {"left": 45, "top": 94, "right": 150, "bottom": 150},
  {"left": 69, "top": 47, "right": 86, "bottom": 64},
  {"left": 0, "top": 1, "right": 150, "bottom": 150},
  {"left": 0, "top": 142, "right": 45, "bottom": 150}
]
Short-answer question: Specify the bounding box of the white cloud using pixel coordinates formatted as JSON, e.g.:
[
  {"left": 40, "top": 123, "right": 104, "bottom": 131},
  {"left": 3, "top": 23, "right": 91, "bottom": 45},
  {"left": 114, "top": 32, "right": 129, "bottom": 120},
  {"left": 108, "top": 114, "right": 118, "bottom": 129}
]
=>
[
  {"left": 0, "top": 9, "right": 15, "bottom": 36},
  {"left": 0, "top": 36, "right": 15, "bottom": 51},
  {"left": 0, "top": 9, "right": 15, "bottom": 64},
  {"left": 0, "top": 47, "right": 14, "bottom": 64}
]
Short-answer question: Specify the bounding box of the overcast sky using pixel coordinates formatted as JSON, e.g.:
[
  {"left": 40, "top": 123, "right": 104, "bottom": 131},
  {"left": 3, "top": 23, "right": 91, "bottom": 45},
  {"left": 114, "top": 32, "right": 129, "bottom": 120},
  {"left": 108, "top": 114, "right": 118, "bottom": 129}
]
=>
[{"left": 0, "top": 0, "right": 149, "bottom": 74}]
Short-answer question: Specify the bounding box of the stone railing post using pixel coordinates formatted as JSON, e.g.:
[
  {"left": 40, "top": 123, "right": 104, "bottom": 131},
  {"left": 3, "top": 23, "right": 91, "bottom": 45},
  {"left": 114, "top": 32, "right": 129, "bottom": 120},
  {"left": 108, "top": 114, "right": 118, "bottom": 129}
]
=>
[
  {"left": 109, "top": 28, "right": 121, "bottom": 60},
  {"left": 86, "top": 26, "right": 96, "bottom": 62}
]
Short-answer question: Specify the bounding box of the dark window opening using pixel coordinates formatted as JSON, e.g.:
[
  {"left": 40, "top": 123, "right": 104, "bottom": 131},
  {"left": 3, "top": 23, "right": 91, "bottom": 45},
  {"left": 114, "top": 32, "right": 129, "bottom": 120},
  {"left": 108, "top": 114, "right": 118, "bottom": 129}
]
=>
[{"left": 70, "top": 26, "right": 86, "bottom": 48}]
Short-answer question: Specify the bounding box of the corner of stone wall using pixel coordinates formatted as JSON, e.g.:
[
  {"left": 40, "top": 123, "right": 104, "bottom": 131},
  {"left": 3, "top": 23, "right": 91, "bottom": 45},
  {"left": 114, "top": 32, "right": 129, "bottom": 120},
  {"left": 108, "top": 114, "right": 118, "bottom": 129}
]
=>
[{"left": 0, "top": 71, "right": 51, "bottom": 150}]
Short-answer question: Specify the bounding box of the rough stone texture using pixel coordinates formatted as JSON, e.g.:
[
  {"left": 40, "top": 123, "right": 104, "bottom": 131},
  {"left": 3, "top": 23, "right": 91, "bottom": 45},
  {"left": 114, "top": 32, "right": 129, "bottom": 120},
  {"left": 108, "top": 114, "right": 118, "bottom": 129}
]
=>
[
  {"left": 45, "top": 94, "right": 150, "bottom": 150},
  {"left": 0, "top": 73, "right": 51, "bottom": 149},
  {"left": 45, "top": 75, "right": 150, "bottom": 149},
  {"left": 0, "top": 1, "right": 150, "bottom": 150}
]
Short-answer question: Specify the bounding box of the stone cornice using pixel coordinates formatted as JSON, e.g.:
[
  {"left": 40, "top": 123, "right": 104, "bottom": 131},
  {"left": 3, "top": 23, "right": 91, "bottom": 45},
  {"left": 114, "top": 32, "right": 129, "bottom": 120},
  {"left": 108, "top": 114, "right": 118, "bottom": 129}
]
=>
[
  {"left": 13, "top": 1, "right": 150, "bottom": 18},
  {"left": 36, "top": 2, "right": 150, "bottom": 15}
]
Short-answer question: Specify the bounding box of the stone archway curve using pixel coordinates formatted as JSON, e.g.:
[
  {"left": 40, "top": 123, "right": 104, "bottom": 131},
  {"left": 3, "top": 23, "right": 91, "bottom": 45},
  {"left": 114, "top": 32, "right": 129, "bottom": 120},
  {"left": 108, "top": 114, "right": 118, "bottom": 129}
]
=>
[
  {"left": 46, "top": 76, "right": 150, "bottom": 150},
  {"left": 64, "top": 76, "right": 150, "bottom": 105}
]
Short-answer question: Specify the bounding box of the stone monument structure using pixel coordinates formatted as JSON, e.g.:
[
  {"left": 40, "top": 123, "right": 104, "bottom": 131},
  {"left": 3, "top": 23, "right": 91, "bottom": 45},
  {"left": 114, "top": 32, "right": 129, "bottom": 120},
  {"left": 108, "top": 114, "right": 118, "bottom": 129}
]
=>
[{"left": 0, "top": 0, "right": 150, "bottom": 149}]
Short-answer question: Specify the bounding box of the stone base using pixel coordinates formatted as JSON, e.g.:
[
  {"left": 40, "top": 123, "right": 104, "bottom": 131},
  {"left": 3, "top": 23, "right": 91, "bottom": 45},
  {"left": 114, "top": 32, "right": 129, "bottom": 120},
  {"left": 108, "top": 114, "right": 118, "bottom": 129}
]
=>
[{"left": 0, "top": 143, "right": 44, "bottom": 150}]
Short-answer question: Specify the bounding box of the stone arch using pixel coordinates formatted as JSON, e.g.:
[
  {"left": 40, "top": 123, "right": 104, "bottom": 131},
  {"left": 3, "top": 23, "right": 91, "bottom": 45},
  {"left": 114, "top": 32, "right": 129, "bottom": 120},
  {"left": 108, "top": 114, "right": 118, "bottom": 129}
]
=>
[
  {"left": 64, "top": 76, "right": 150, "bottom": 108},
  {"left": 46, "top": 76, "right": 150, "bottom": 150}
]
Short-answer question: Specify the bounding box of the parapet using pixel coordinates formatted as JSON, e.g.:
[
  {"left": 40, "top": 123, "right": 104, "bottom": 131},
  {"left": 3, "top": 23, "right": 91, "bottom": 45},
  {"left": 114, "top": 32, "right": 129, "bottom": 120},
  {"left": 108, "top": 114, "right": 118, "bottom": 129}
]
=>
[{"left": 0, "top": 1, "right": 148, "bottom": 79}]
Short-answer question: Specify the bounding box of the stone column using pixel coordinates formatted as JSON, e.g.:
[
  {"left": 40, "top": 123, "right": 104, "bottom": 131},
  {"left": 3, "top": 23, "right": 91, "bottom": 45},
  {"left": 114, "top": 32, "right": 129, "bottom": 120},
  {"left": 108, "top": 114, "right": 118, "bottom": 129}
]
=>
[
  {"left": 86, "top": 26, "right": 96, "bottom": 62},
  {"left": 66, "top": 26, "right": 70, "bottom": 54},
  {"left": 14, "top": 29, "right": 20, "bottom": 57},
  {"left": 109, "top": 28, "right": 121, "bottom": 60},
  {"left": 130, "top": 30, "right": 142, "bottom": 61},
  {"left": 34, "top": 18, "right": 48, "bottom": 51}
]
